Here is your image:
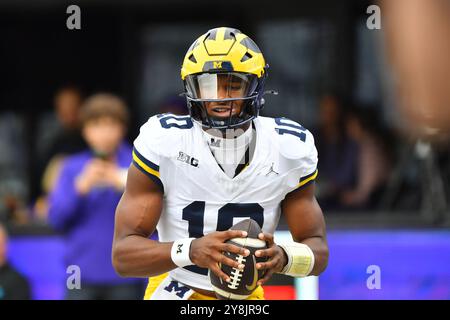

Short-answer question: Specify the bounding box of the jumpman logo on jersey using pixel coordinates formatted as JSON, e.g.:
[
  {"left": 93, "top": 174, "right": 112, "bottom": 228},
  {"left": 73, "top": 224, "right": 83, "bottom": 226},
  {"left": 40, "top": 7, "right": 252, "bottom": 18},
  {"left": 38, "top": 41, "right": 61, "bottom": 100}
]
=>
[{"left": 265, "top": 163, "right": 279, "bottom": 176}]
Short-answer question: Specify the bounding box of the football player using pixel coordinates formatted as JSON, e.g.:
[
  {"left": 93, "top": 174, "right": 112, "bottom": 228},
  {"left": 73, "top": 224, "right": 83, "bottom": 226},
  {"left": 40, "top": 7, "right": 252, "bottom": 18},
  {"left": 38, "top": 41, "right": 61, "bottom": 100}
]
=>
[{"left": 112, "top": 27, "right": 329, "bottom": 300}]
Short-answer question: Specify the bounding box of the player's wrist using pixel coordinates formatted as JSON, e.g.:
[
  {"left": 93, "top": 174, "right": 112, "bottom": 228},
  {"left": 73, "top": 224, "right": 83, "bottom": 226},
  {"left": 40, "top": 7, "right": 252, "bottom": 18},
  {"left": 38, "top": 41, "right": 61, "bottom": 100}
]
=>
[
  {"left": 170, "top": 238, "right": 196, "bottom": 267},
  {"left": 277, "top": 242, "right": 315, "bottom": 277},
  {"left": 278, "top": 244, "right": 289, "bottom": 271}
]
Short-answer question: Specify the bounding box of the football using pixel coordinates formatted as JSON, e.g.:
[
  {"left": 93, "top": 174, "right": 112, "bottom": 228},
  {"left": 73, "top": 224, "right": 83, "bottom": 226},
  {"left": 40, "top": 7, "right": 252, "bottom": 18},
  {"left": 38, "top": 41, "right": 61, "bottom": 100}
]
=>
[{"left": 209, "top": 218, "right": 268, "bottom": 300}]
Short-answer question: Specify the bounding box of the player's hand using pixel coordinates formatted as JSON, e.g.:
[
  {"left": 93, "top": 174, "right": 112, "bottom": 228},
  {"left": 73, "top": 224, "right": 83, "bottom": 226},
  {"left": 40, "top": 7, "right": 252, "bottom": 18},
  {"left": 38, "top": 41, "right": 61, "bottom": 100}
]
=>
[
  {"left": 189, "top": 230, "right": 251, "bottom": 283},
  {"left": 254, "top": 232, "right": 288, "bottom": 286}
]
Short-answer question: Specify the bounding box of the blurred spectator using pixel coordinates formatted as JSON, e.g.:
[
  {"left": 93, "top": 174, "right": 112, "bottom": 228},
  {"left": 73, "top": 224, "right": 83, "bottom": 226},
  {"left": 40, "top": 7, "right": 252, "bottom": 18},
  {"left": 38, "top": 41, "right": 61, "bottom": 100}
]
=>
[
  {"left": 340, "top": 106, "right": 393, "bottom": 210},
  {"left": 0, "top": 223, "right": 31, "bottom": 300},
  {"left": 314, "top": 94, "right": 359, "bottom": 211},
  {"left": 0, "top": 112, "right": 30, "bottom": 225},
  {"left": 47, "top": 93, "right": 142, "bottom": 300},
  {"left": 36, "top": 85, "right": 86, "bottom": 162},
  {"left": 381, "top": 0, "right": 450, "bottom": 220},
  {"left": 381, "top": 0, "right": 450, "bottom": 135},
  {"left": 33, "top": 85, "right": 87, "bottom": 222}
]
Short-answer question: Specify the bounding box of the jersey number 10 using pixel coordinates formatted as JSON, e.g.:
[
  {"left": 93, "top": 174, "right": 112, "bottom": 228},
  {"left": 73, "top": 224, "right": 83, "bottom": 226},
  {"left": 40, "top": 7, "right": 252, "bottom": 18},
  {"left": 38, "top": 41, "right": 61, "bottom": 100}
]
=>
[{"left": 182, "top": 201, "right": 264, "bottom": 276}]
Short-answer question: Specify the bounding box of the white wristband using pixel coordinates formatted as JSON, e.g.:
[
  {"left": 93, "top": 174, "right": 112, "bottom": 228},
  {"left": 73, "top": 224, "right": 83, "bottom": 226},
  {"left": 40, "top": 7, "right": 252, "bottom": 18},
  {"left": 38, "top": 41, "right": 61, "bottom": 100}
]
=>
[
  {"left": 171, "top": 238, "right": 195, "bottom": 268},
  {"left": 278, "top": 242, "right": 315, "bottom": 277}
]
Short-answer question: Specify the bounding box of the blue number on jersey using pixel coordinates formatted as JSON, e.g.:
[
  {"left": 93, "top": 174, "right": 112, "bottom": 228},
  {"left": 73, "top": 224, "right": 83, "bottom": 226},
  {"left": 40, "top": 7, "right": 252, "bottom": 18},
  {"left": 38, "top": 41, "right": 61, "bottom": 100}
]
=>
[
  {"left": 274, "top": 117, "right": 306, "bottom": 142},
  {"left": 182, "top": 202, "right": 264, "bottom": 276},
  {"left": 217, "top": 203, "right": 264, "bottom": 231},
  {"left": 159, "top": 114, "right": 193, "bottom": 129}
]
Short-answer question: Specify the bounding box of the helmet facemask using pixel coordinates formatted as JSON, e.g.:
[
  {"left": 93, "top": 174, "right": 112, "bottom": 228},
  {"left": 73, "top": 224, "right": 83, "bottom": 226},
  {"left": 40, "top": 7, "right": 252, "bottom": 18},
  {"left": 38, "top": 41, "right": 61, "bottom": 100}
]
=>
[{"left": 184, "top": 72, "right": 266, "bottom": 129}]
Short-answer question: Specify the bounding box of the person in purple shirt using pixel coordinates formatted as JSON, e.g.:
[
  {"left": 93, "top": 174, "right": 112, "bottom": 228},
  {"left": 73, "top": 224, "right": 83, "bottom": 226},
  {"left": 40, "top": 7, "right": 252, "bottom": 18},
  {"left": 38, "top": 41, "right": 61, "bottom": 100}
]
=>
[{"left": 48, "top": 93, "right": 143, "bottom": 299}]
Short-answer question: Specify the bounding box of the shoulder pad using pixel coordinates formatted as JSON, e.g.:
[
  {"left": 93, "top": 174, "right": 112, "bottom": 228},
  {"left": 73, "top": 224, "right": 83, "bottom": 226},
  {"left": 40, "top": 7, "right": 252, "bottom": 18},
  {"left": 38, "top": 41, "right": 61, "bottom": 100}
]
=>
[
  {"left": 135, "top": 113, "right": 194, "bottom": 157},
  {"left": 263, "top": 117, "right": 316, "bottom": 161}
]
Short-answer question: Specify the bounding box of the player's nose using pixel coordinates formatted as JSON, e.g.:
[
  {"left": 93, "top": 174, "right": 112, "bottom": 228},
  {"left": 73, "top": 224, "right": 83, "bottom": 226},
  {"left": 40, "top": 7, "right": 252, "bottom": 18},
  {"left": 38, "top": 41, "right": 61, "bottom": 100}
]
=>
[{"left": 217, "top": 85, "right": 229, "bottom": 99}]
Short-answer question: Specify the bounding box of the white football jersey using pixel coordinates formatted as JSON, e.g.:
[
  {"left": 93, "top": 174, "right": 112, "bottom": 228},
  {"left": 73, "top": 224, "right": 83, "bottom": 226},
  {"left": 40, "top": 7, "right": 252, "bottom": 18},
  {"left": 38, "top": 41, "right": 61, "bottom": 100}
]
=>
[{"left": 133, "top": 113, "right": 318, "bottom": 290}]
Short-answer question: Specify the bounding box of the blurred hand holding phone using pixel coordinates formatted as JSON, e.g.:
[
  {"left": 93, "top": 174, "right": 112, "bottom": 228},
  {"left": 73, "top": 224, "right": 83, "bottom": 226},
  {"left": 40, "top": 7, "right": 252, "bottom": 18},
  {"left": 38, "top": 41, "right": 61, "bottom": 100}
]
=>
[{"left": 75, "top": 150, "right": 126, "bottom": 194}]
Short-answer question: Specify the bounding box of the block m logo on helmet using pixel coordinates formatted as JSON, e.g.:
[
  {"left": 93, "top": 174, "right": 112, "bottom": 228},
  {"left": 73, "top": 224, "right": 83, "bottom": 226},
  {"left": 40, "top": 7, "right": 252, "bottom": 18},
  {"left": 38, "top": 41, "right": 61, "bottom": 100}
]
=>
[{"left": 202, "top": 61, "right": 234, "bottom": 72}]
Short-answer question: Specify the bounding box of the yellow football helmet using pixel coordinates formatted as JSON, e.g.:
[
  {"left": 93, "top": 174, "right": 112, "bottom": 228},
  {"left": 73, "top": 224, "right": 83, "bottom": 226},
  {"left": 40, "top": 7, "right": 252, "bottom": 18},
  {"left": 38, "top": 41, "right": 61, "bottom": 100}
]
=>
[{"left": 181, "top": 27, "right": 269, "bottom": 129}]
